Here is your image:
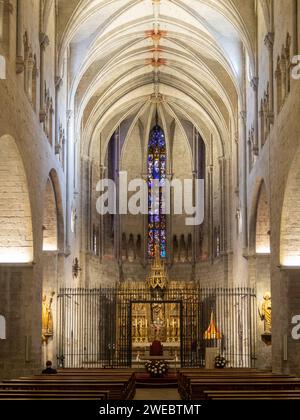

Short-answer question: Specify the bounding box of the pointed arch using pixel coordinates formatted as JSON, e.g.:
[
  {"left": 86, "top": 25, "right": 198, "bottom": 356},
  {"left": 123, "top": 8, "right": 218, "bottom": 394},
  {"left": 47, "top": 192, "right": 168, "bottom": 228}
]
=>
[
  {"left": 255, "top": 182, "right": 271, "bottom": 254},
  {"left": 0, "top": 135, "right": 33, "bottom": 263},
  {"left": 43, "top": 169, "right": 64, "bottom": 252},
  {"left": 280, "top": 149, "right": 300, "bottom": 266}
]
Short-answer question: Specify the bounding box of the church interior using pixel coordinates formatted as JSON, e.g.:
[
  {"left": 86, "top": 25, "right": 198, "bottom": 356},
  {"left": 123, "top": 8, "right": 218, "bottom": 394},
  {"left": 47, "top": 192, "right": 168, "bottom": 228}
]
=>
[{"left": 1, "top": 0, "right": 300, "bottom": 401}]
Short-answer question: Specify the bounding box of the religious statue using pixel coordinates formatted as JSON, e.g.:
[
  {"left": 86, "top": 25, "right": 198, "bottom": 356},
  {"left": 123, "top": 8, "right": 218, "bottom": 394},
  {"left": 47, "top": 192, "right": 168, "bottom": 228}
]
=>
[
  {"left": 259, "top": 292, "right": 272, "bottom": 335},
  {"left": 42, "top": 292, "right": 55, "bottom": 343},
  {"left": 137, "top": 319, "right": 143, "bottom": 338},
  {"left": 151, "top": 302, "right": 164, "bottom": 323}
]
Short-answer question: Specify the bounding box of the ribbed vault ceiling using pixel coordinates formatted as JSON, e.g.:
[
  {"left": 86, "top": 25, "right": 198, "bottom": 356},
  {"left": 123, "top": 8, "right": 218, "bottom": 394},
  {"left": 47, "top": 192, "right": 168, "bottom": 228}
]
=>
[{"left": 57, "top": 0, "right": 256, "bottom": 161}]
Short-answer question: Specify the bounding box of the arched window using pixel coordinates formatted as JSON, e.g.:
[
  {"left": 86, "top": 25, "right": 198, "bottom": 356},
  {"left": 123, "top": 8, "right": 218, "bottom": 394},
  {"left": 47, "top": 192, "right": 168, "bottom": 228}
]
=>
[{"left": 148, "top": 125, "right": 167, "bottom": 259}]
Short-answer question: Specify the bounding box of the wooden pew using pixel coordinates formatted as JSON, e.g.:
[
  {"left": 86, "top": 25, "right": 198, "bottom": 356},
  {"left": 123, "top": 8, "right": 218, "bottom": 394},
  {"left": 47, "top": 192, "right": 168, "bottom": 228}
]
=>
[
  {"left": 188, "top": 377, "right": 300, "bottom": 400},
  {"left": 19, "top": 372, "right": 135, "bottom": 398},
  {"left": 1, "top": 377, "right": 135, "bottom": 400},
  {"left": 178, "top": 370, "right": 294, "bottom": 400},
  {"left": 0, "top": 389, "right": 109, "bottom": 400},
  {"left": 203, "top": 390, "right": 300, "bottom": 400}
]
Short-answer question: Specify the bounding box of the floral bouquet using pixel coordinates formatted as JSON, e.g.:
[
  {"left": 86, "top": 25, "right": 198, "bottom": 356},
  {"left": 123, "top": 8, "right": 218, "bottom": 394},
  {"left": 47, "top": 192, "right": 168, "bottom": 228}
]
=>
[
  {"left": 214, "top": 355, "right": 227, "bottom": 369},
  {"left": 145, "top": 360, "right": 168, "bottom": 377}
]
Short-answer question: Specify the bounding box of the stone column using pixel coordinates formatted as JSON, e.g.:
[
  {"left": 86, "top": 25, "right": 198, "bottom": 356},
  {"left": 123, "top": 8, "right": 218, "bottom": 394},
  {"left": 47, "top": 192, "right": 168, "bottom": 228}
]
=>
[
  {"left": 114, "top": 128, "right": 121, "bottom": 264},
  {"left": 264, "top": 32, "right": 275, "bottom": 123},
  {"left": 16, "top": 0, "right": 24, "bottom": 73},
  {"left": 0, "top": 0, "right": 5, "bottom": 43},
  {"left": 240, "top": 111, "right": 248, "bottom": 253},
  {"left": 207, "top": 164, "right": 214, "bottom": 262},
  {"left": 219, "top": 156, "right": 227, "bottom": 253},
  {"left": 65, "top": 110, "right": 73, "bottom": 253},
  {"left": 250, "top": 77, "right": 259, "bottom": 150},
  {"left": 192, "top": 126, "right": 198, "bottom": 265},
  {"left": 99, "top": 164, "right": 106, "bottom": 261},
  {"left": 166, "top": 172, "right": 173, "bottom": 265},
  {"left": 293, "top": 0, "right": 298, "bottom": 55},
  {"left": 39, "top": 32, "right": 49, "bottom": 122},
  {"left": 26, "top": 54, "right": 34, "bottom": 102}
]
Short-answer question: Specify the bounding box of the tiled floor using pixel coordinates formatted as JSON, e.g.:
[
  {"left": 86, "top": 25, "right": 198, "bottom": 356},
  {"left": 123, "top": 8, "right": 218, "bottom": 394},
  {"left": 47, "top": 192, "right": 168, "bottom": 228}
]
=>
[{"left": 135, "top": 388, "right": 181, "bottom": 400}]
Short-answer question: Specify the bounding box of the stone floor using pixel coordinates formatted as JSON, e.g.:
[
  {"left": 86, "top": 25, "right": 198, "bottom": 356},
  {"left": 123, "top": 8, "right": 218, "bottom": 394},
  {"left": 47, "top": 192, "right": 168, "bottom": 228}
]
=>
[{"left": 135, "top": 388, "right": 181, "bottom": 400}]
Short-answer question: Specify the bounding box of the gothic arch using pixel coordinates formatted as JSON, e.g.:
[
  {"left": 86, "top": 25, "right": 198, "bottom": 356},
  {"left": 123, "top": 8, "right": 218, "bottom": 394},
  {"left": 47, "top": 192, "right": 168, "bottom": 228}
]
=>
[
  {"left": 0, "top": 135, "right": 33, "bottom": 263},
  {"left": 255, "top": 182, "right": 271, "bottom": 254},
  {"left": 280, "top": 150, "right": 300, "bottom": 266},
  {"left": 249, "top": 180, "right": 270, "bottom": 255},
  {"left": 43, "top": 169, "right": 64, "bottom": 252}
]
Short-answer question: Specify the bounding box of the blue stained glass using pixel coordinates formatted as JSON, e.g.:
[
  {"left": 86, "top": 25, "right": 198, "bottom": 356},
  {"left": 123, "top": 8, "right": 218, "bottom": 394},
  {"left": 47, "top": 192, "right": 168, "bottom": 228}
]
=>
[{"left": 148, "top": 125, "right": 167, "bottom": 259}]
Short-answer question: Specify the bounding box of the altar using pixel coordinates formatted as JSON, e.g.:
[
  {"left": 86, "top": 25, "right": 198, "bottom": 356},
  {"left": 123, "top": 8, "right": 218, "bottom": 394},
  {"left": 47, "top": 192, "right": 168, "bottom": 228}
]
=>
[{"left": 130, "top": 249, "right": 181, "bottom": 365}]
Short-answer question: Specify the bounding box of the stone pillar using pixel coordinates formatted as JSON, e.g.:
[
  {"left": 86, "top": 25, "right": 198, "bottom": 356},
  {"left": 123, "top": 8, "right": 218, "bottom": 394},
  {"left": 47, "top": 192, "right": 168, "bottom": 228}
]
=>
[
  {"left": 250, "top": 77, "right": 259, "bottom": 149},
  {"left": 166, "top": 172, "right": 174, "bottom": 265},
  {"left": 192, "top": 126, "right": 198, "bottom": 264},
  {"left": 207, "top": 164, "right": 214, "bottom": 262},
  {"left": 65, "top": 110, "right": 73, "bottom": 253},
  {"left": 293, "top": 0, "right": 298, "bottom": 55},
  {"left": 99, "top": 164, "right": 106, "bottom": 262},
  {"left": 141, "top": 173, "right": 148, "bottom": 266},
  {"left": 26, "top": 54, "right": 34, "bottom": 102},
  {"left": 264, "top": 32, "right": 275, "bottom": 123},
  {"left": 240, "top": 111, "right": 248, "bottom": 253},
  {"left": 219, "top": 156, "right": 227, "bottom": 253},
  {"left": 0, "top": 0, "right": 5, "bottom": 43},
  {"left": 114, "top": 128, "right": 121, "bottom": 264},
  {"left": 39, "top": 32, "right": 49, "bottom": 122},
  {"left": 272, "top": 267, "right": 300, "bottom": 376},
  {"left": 16, "top": 0, "right": 24, "bottom": 73}
]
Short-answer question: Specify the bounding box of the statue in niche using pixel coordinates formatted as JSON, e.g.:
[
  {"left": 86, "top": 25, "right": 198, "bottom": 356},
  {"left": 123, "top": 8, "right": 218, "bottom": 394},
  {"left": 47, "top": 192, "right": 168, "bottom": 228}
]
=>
[
  {"left": 42, "top": 292, "right": 55, "bottom": 343},
  {"left": 259, "top": 292, "right": 272, "bottom": 335},
  {"left": 151, "top": 302, "right": 164, "bottom": 323}
]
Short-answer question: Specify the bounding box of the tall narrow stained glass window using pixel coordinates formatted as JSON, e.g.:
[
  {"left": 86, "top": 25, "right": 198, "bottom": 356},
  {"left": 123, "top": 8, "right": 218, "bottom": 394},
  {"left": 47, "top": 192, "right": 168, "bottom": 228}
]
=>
[{"left": 148, "top": 125, "right": 167, "bottom": 259}]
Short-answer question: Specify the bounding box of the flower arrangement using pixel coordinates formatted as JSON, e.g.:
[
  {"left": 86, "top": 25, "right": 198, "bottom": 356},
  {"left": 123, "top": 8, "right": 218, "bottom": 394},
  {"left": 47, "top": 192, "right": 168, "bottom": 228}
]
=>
[
  {"left": 215, "top": 355, "right": 227, "bottom": 369},
  {"left": 145, "top": 360, "right": 168, "bottom": 377}
]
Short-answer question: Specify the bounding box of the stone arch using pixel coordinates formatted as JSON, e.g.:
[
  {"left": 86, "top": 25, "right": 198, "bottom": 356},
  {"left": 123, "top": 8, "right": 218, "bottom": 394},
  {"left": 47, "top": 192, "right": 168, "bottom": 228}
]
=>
[
  {"left": 280, "top": 150, "right": 300, "bottom": 266},
  {"left": 249, "top": 180, "right": 270, "bottom": 255},
  {"left": 43, "top": 169, "right": 64, "bottom": 252},
  {"left": 43, "top": 178, "right": 58, "bottom": 251},
  {"left": 0, "top": 135, "right": 33, "bottom": 263},
  {"left": 255, "top": 182, "right": 271, "bottom": 254}
]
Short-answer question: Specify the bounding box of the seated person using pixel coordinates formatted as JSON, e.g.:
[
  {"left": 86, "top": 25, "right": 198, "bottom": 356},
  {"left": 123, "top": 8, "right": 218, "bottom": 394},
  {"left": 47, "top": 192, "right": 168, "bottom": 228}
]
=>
[
  {"left": 150, "top": 340, "right": 163, "bottom": 356},
  {"left": 42, "top": 360, "right": 58, "bottom": 375}
]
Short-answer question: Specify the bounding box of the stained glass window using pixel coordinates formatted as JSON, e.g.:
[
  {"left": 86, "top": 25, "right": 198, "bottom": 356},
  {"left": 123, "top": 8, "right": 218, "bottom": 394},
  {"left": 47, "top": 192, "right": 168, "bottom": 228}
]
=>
[{"left": 148, "top": 125, "right": 167, "bottom": 259}]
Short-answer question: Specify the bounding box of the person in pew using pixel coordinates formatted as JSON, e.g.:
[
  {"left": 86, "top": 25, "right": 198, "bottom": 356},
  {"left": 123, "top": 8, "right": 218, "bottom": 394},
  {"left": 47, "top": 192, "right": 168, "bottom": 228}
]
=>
[{"left": 42, "top": 361, "right": 58, "bottom": 375}]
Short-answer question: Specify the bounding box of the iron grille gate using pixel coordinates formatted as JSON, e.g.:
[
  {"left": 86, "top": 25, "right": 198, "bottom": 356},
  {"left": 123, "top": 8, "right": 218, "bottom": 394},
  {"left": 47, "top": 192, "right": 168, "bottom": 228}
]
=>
[{"left": 57, "top": 286, "right": 256, "bottom": 368}]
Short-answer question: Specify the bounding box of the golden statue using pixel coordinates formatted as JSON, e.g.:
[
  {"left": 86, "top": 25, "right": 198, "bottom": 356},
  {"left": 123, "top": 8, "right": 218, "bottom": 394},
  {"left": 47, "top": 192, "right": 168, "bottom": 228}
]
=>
[
  {"left": 42, "top": 292, "right": 55, "bottom": 342},
  {"left": 259, "top": 292, "right": 272, "bottom": 334}
]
